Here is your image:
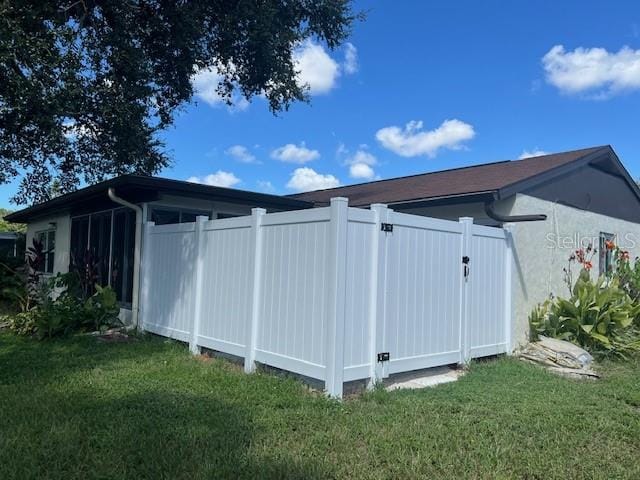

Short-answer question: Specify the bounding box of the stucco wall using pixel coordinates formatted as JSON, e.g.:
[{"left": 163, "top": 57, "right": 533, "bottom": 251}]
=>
[
  {"left": 501, "top": 193, "right": 640, "bottom": 347},
  {"left": 25, "top": 213, "right": 72, "bottom": 276}
]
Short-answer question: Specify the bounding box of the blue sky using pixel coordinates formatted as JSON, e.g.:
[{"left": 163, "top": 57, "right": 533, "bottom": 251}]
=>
[{"left": 3, "top": 0, "right": 640, "bottom": 208}]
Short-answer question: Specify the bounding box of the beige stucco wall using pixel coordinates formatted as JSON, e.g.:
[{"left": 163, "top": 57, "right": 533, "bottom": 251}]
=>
[
  {"left": 500, "top": 193, "right": 640, "bottom": 347},
  {"left": 25, "top": 213, "right": 72, "bottom": 277}
]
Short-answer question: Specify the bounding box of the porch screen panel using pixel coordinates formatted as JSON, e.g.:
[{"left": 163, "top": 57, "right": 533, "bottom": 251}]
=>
[
  {"left": 89, "top": 212, "right": 112, "bottom": 287},
  {"left": 70, "top": 216, "right": 90, "bottom": 268},
  {"left": 111, "top": 210, "right": 136, "bottom": 303}
]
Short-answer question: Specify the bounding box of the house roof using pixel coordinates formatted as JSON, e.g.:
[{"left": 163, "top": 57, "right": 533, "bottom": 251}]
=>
[
  {"left": 291, "top": 146, "right": 629, "bottom": 207},
  {"left": 4, "top": 175, "right": 313, "bottom": 223}
]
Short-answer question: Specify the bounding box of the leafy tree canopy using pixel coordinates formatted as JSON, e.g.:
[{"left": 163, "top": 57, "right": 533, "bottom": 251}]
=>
[
  {"left": 0, "top": 0, "right": 358, "bottom": 205},
  {"left": 0, "top": 208, "right": 25, "bottom": 233}
]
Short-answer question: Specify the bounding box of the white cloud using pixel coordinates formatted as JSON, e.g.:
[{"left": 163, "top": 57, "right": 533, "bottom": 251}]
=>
[
  {"left": 336, "top": 142, "right": 348, "bottom": 157},
  {"left": 344, "top": 149, "right": 378, "bottom": 180},
  {"left": 193, "top": 40, "right": 356, "bottom": 106},
  {"left": 376, "top": 119, "right": 476, "bottom": 158},
  {"left": 257, "top": 180, "right": 276, "bottom": 194},
  {"left": 191, "top": 66, "right": 250, "bottom": 111},
  {"left": 542, "top": 45, "right": 640, "bottom": 97},
  {"left": 349, "top": 162, "right": 375, "bottom": 180},
  {"left": 343, "top": 43, "right": 358, "bottom": 74},
  {"left": 271, "top": 142, "right": 320, "bottom": 164},
  {"left": 346, "top": 150, "right": 377, "bottom": 166},
  {"left": 187, "top": 170, "right": 241, "bottom": 188},
  {"left": 225, "top": 145, "right": 258, "bottom": 164},
  {"left": 293, "top": 40, "right": 340, "bottom": 94},
  {"left": 286, "top": 167, "right": 340, "bottom": 192},
  {"left": 519, "top": 149, "right": 549, "bottom": 159}
]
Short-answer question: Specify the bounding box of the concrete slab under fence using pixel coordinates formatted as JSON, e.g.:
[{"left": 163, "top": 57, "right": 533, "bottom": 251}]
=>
[{"left": 385, "top": 366, "right": 465, "bottom": 391}]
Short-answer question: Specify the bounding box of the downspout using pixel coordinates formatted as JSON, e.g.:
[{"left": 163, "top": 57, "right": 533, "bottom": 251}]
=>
[
  {"left": 107, "top": 188, "right": 143, "bottom": 328},
  {"left": 484, "top": 200, "right": 547, "bottom": 223}
]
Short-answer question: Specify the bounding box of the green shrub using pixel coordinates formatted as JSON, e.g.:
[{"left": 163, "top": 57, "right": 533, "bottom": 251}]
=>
[
  {"left": 6, "top": 310, "right": 38, "bottom": 336},
  {"left": 530, "top": 269, "right": 640, "bottom": 358},
  {"left": 610, "top": 245, "right": 640, "bottom": 302},
  {"left": 0, "top": 257, "right": 27, "bottom": 311},
  {"left": 6, "top": 271, "right": 122, "bottom": 339}
]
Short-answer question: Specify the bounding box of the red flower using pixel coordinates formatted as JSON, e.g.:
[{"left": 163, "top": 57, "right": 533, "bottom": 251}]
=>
[
  {"left": 584, "top": 261, "right": 593, "bottom": 270},
  {"left": 605, "top": 240, "right": 615, "bottom": 250}
]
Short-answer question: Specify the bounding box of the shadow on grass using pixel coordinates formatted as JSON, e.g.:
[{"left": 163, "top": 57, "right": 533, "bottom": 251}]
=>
[
  {"left": 0, "top": 331, "right": 177, "bottom": 386},
  {"left": 0, "top": 376, "right": 329, "bottom": 479}
]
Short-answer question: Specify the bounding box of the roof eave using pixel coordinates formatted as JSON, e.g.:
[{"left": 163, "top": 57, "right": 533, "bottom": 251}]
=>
[
  {"left": 495, "top": 146, "right": 614, "bottom": 201},
  {"left": 5, "top": 175, "right": 313, "bottom": 223}
]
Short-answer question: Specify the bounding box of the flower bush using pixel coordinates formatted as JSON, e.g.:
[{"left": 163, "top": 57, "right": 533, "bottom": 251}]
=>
[{"left": 530, "top": 244, "right": 640, "bottom": 358}]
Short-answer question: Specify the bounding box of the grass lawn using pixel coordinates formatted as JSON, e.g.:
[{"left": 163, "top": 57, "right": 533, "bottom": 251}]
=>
[{"left": 1, "top": 331, "right": 639, "bottom": 479}]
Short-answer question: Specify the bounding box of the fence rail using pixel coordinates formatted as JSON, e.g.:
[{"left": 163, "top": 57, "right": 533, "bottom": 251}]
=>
[{"left": 140, "top": 198, "right": 512, "bottom": 397}]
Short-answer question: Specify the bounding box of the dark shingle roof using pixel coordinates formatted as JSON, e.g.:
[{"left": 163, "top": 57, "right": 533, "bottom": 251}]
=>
[{"left": 291, "top": 146, "right": 609, "bottom": 207}]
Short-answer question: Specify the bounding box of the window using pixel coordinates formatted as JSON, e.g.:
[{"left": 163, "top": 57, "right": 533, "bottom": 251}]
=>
[
  {"left": 36, "top": 230, "right": 56, "bottom": 274},
  {"left": 599, "top": 232, "right": 615, "bottom": 276},
  {"left": 150, "top": 207, "right": 210, "bottom": 225}
]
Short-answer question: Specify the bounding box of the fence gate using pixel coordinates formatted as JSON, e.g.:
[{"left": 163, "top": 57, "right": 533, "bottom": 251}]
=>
[{"left": 375, "top": 211, "right": 511, "bottom": 379}]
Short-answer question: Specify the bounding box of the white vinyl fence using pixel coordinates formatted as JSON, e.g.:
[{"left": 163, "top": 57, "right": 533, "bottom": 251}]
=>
[{"left": 140, "top": 198, "right": 513, "bottom": 397}]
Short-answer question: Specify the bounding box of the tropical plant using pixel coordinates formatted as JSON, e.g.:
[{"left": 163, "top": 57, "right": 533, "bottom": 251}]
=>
[
  {"left": 0, "top": 256, "right": 25, "bottom": 309},
  {"left": 608, "top": 242, "right": 640, "bottom": 302},
  {"left": 530, "top": 255, "right": 640, "bottom": 358},
  {"left": 5, "top": 257, "right": 121, "bottom": 339}
]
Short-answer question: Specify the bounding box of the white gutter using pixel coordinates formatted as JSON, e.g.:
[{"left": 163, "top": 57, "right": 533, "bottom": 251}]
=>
[{"left": 107, "top": 187, "right": 143, "bottom": 328}]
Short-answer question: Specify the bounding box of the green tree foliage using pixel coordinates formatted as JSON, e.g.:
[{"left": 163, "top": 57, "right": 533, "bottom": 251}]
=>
[
  {"left": 0, "top": 0, "right": 358, "bottom": 205},
  {"left": 0, "top": 208, "right": 25, "bottom": 233}
]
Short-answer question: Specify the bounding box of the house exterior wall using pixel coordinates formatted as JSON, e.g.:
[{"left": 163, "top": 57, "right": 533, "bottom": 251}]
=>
[
  {"left": 497, "top": 193, "right": 640, "bottom": 347},
  {"left": 397, "top": 202, "right": 489, "bottom": 222},
  {"left": 25, "top": 213, "right": 72, "bottom": 277}
]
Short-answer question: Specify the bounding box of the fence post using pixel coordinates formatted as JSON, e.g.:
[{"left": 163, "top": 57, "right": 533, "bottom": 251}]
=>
[
  {"left": 138, "top": 220, "right": 155, "bottom": 332},
  {"left": 245, "top": 208, "right": 266, "bottom": 373},
  {"left": 189, "top": 216, "right": 208, "bottom": 355},
  {"left": 503, "top": 223, "right": 514, "bottom": 354},
  {"left": 325, "top": 197, "right": 349, "bottom": 398},
  {"left": 459, "top": 217, "right": 473, "bottom": 364},
  {"left": 369, "top": 203, "right": 390, "bottom": 386}
]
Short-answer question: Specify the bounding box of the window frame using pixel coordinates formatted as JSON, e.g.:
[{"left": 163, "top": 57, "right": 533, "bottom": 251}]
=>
[
  {"left": 35, "top": 229, "right": 56, "bottom": 274},
  {"left": 599, "top": 232, "right": 616, "bottom": 276}
]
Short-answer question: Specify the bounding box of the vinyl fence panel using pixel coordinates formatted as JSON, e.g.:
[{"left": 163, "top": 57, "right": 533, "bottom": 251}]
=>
[
  {"left": 141, "top": 222, "right": 197, "bottom": 342},
  {"left": 196, "top": 216, "right": 254, "bottom": 357},
  {"left": 466, "top": 224, "right": 510, "bottom": 358},
  {"left": 255, "top": 208, "right": 332, "bottom": 381},
  {"left": 139, "top": 198, "right": 512, "bottom": 398}
]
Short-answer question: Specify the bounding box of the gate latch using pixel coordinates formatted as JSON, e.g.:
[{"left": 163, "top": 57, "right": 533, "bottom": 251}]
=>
[
  {"left": 462, "top": 256, "right": 470, "bottom": 278},
  {"left": 381, "top": 223, "right": 393, "bottom": 233},
  {"left": 377, "top": 352, "right": 390, "bottom": 362}
]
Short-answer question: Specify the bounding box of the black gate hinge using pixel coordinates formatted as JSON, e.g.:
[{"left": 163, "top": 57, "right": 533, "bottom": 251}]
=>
[
  {"left": 381, "top": 223, "right": 393, "bottom": 233},
  {"left": 377, "top": 352, "right": 390, "bottom": 362}
]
